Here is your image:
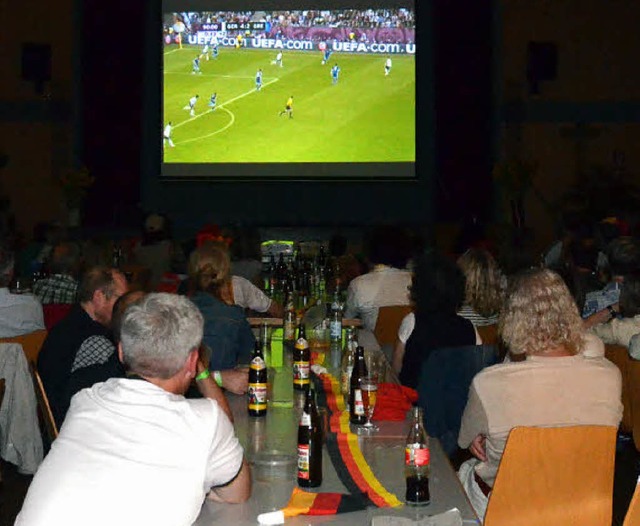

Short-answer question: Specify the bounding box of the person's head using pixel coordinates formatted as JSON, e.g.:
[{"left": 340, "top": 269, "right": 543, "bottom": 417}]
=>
[
  {"left": 112, "top": 290, "right": 147, "bottom": 344},
  {"left": 188, "top": 241, "right": 231, "bottom": 297},
  {"left": 500, "top": 268, "right": 583, "bottom": 357},
  {"left": 457, "top": 249, "right": 504, "bottom": 317},
  {"left": 142, "top": 213, "right": 170, "bottom": 244},
  {"left": 78, "top": 266, "right": 128, "bottom": 326},
  {"left": 119, "top": 293, "right": 203, "bottom": 384},
  {"left": 411, "top": 251, "right": 465, "bottom": 315},
  {"left": 367, "top": 226, "right": 411, "bottom": 269},
  {"left": 607, "top": 237, "right": 640, "bottom": 278},
  {"left": 0, "top": 244, "right": 14, "bottom": 288},
  {"left": 49, "top": 242, "right": 82, "bottom": 276},
  {"left": 620, "top": 275, "right": 640, "bottom": 318}
]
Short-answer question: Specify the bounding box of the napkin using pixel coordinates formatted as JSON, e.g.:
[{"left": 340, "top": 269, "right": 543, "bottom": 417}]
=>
[
  {"left": 373, "top": 383, "right": 418, "bottom": 421},
  {"left": 257, "top": 487, "right": 370, "bottom": 524}
]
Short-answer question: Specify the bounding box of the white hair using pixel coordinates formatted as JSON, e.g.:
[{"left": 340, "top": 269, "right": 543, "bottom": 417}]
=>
[{"left": 120, "top": 293, "right": 204, "bottom": 379}]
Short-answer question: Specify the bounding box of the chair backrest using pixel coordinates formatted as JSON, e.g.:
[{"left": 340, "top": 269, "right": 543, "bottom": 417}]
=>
[
  {"left": 623, "top": 477, "right": 640, "bottom": 526},
  {"left": 30, "top": 363, "right": 59, "bottom": 444},
  {"left": 42, "top": 303, "right": 73, "bottom": 330},
  {"left": 0, "top": 329, "right": 48, "bottom": 365},
  {"left": 605, "top": 344, "right": 632, "bottom": 434},
  {"left": 417, "top": 344, "right": 498, "bottom": 457},
  {"left": 476, "top": 324, "right": 499, "bottom": 345},
  {"left": 626, "top": 356, "right": 640, "bottom": 451},
  {"left": 374, "top": 305, "right": 412, "bottom": 347},
  {"left": 484, "top": 425, "right": 617, "bottom": 526}
]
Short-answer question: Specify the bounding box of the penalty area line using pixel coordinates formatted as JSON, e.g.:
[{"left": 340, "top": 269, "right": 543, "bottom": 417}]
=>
[
  {"left": 174, "top": 107, "right": 235, "bottom": 146},
  {"left": 173, "top": 77, "right": 279, "bottom": 130}
]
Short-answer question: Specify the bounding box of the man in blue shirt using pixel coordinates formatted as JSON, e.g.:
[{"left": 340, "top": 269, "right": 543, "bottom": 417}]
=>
[
  {"left": 192, "top": 56, "right": 201, "bottom": 74},
  {"left": 208, "top": 92, "right": 217, "bottom": 110},
  {"left": 255, "top": 68, "right": 263, "bottom": 91},
  {"left": 322, "top": 47, "right": 332, "bottom": 65},
  {"left": 331, "top": 63, "right": 340, "bottom": 84}
]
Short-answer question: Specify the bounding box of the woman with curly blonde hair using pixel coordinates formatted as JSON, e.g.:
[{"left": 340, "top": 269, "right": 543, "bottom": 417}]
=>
[
  {"left": 457, "top": 268, "right": 622, "bottom": 520},
  {"left": 189, "top": 243, "right": 255, "bottom": 395},
  {"left": 457, "top": 249, "right": 504, "bottom": 326}
]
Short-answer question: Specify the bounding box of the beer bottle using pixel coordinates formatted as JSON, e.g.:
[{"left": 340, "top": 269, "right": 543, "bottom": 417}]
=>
[
  {"left": 293, "top": 323, "right": 310, "bottom": 391},
  {"left": 248, "top": 341, "right": 268, "bottom": 417},
  {"left": 297, "top": 387, "right": 322, "bottom": 487},
  {"left": 405, "top": 406, "right": 430, "bottom": 505},
  {"left": 266, "top": 254, "right": 276, "bottom": 295},
  {"left": 340, "top": 327, "right": 357, "bottom": 397},
  {"left": 329, "top": 290, "right": 343, "bottom": 343},
  {"left": 283, "top": 300, "right": 296, "bottom": 342},
  {"left": 349, "top": 346, "right": 367, "bottom": 425}
]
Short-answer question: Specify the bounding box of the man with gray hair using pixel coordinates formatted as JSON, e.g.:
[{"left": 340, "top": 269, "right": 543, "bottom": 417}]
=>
[
  {"left": 17, "top": 293, "right": 250, "bottom": 526},
  {"left": 0, "top": 243, "right": 44, "bottom": 337}
]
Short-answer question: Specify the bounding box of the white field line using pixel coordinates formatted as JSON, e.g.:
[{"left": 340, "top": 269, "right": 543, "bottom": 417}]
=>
[
  {"left": 165, "top": 72, "right": 257, "bottom": 79},
  {"left": 163, "top": 48, "right": 183, "bottom": 55},
  {"left": 175, "top": 107, "right": 235, "bottom": 145},
  {"left": 173, "top": 77, "right": 279, "bottom": 130}
]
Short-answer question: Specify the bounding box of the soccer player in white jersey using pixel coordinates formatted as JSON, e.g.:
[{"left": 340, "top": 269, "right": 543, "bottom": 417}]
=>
[
  {"left": 183, "top": 94, "right": 199, "bottom": 116},
  {"left": 163, "top": 122, "right": 175, "bottom": 148},
  {"left": 273, "top": 51, "right": 283, "bottom": 67},
  {"left": 201, "top": 44, "right": 210, "bottom": 61},
  {"left": 385, "top": 57, "right": 392, "bottom": 76}
]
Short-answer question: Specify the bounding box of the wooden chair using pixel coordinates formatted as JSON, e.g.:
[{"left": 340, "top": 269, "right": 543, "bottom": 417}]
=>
[
  {"left": 0, "top": 329, "right": 48, "bottom": 365},
  {"left": 476, "top": 324, "right": 499, "bottom": 346},
  {"left": 605, "top": 344, "right": 632, "bottom": 434},
  {"left": 374, "top": 305, "right": 412, "bottom": 347},
  {"left": 626, "top": 356, "right": 640, "bottom": 451},
  {"left": 484, "top": 425, "right": 617, "bottom": 526},
  {"left": 623, "top": 476, "right": 640, "bottom": 526},
  {"left": 30, "top": 363, "right": 59, "bottom": 445}
]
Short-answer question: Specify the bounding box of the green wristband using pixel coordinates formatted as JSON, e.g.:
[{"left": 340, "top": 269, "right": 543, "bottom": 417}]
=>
[
  {"left": 213, "top": 370, "right": 223, "bottom": 387},
  {"left": 196, "top": 369, "right": 210, "bottom": 381}
]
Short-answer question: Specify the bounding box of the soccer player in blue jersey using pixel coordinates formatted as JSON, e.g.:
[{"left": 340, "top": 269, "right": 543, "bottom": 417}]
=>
[
  {"left": 322, "top": 47, "right": 332, "bottom": 65},
  {"left": 192, "top": 56, "right": 201, "bottom": 74},
  {"left": 255, "top": 68, "right": 263, "bottom": 91},
  {"left": 331, "top": 63, "right": 340, "bottom": 84},
  {"left": 208, "top": 92, "right": 217, "bottom": 110},
  {"left": 213, "top": 43, "right": 219, "bottom": 59}
]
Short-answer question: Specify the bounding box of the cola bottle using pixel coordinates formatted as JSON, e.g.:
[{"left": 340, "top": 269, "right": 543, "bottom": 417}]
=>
[{"left": 405, "top": 406, "right": 430, "bottom": 505}]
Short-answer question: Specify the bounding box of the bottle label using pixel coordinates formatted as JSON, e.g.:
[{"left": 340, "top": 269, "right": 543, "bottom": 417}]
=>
[
  {"left": 297, "top": 444, "right": 310, "bottom": 479},
  {"left": 353, "top": 389, "right": 365, "bottom": 416},
  {"left": 341, "top": 365, "right": 353, "bottom": 395},
  {"left": 295, "top": 338, "right": 309, "bottom": 350},
  {"left": 293, "top": 361, "right": 310, "bottom": 386},
  {"left": 330, "top": 320, "right": 341, "bottom": 339},
  {"left": 300, "top": 412, "right": 311, "bottom": 427},
  {"left": 405, "top": 446, "right": 430, "bottom": 467},
  {"left": 250, "top": 356, "right": 265, "bottom": 370},
  {"left": 248, "top": 383, "right": 268, "bottom": 411}
]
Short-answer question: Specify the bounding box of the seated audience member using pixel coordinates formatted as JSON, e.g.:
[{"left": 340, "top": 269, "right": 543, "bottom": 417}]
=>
[
  {"left": 0, "top": 243, "right": 44, "bottom": 337},
  {"left": 33, "top": 241, "right": 81, "bottom": 304},
  {"left": 203, "top": 241, "right": 282, "bottom": 317},
  {"left": 344, "top": 226, "right": 412, "bottom": 332},
  {"left": 456, "top": 249, "right": 504, "bottom": 326},
  {"left": 586, "top": 274, "right": 640, "bottom": 347},
  {"left": 15, "top": 293, "right": 249, "bottom": 526},
  {"left": 457, "top": 268, "right": 622, "bottom": 520},
  {"left": 132, "top": 213, "right": 186, "bottom": 289},
  {"left": 229, "top": 226, "right": 264, "bottom": 286},
  {"left": 37, "top": 267, "right": 128, "bottom": 427},
  {"left": 582, "top": 236, "right": 640, "bottom": 317},
  {"left": 189, "top": 244, "right": 255, "bottom": 394},
  {"left": 396, "top": 252, "right": 480, "bottom": 384}
]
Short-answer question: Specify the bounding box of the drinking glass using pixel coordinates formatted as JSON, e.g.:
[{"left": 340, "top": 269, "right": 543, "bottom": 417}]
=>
[{"left": 361, "top": 373, "right": 378, "bottom": 432}]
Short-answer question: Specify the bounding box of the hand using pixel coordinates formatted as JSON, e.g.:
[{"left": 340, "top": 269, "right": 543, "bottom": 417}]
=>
[
  {"left": 220, "top": 369, "right": 249, "bottom": 395},
  {"left": 470, "top": 434, "right": 487, "bottom": 462}
]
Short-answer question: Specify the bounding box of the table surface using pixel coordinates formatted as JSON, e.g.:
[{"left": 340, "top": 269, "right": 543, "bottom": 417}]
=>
[{"left": 195, "top": 342, "right": 479, "bottom": 526}]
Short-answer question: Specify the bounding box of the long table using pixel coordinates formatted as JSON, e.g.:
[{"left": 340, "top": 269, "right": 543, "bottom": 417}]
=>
[{"left": 195, "top": 345, "right": 479, "bottom": 525}]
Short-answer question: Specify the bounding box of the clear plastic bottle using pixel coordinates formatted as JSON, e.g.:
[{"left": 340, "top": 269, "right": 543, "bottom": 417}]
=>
[
  {"left": 405, "top": 406, "right": 430, "bottom": 505},
  {"left": 340, "top": 327, "right": 357, "bottom": 397}
]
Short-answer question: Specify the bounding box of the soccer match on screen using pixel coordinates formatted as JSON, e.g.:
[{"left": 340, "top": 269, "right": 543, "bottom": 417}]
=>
[{"left": 162, "top": 8, "right": 416, "bottom": 164}]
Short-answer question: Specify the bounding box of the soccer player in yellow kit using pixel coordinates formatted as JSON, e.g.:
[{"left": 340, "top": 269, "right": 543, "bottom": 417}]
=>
[{"left": 279, "top": 96, "right": 293, "bottom": 118}]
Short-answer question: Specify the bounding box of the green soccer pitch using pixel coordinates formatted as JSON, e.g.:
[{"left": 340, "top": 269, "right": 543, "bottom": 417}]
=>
[{"left": 162, "top": 45, "right": 415, "bottom": 163}]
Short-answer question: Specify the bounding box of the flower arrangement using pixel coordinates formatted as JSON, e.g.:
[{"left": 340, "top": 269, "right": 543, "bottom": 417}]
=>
[{"left": 56, "top": 165, "right": 95, "bottom": 208}]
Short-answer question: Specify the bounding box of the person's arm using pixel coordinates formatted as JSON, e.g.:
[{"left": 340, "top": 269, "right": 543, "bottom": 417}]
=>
[
  {"left": 219, "top": 368, "right": 249, "bottom": 395},
  {"left": 391, "top": 338, "right": 405, "bottom": 374},
  {"left": 196, "top": 359, "right": 233, "bottom": 422},
  {"left": 207, "top": 458, "right": 251, "bottom": 503},
  {"left": 583, "top": 304, "right": 617, "bottom": 329},
  {"left": 266, "top": 300, "right": 284, "bottom": 317},
  {"left": 458, "top": 379, "right": 489, "bottom": 455}
]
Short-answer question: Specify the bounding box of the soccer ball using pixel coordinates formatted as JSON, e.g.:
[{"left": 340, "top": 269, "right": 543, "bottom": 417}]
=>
[{"left": 321, "top": 60, "right": 325, "bottom": 65}]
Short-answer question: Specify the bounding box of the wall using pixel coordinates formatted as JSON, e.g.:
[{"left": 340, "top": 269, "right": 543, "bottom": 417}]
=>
[
  {"left": 497, "top": 0, "right": 640, "bottom": 252},
  {"left": 0, "top": 0, "right": 76, "bottom": 236}
]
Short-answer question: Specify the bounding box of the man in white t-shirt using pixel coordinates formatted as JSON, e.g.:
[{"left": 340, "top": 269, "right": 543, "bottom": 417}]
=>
[
  {"left": 16, "top": 293, "right": 249, "bottom": 526},
  {"left": 232, "top": 274, "right": 283, "bottom": 316}
]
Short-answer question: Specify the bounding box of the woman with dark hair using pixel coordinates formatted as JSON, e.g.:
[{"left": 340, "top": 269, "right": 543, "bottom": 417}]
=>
[
  {"left": 457, "top": 249, "right": 505, "bottom": 326},
  {"left": 397, "top": 251, "right": 480, "bottom": 388},
  {"left": 586, "top": 273, "right": 640, "bottom": 347}
]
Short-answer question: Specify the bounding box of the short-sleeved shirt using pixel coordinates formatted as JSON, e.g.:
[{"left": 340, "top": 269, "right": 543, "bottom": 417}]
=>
[
  {"left": 0, "top": 288, "right": 44, "bottom": 337},
  {"left": 33, "top": 274, "right": 78, "bottom": 305},
  {"left": 15, "top": 378, "right": 243, "bottom": 526},
  {"left": 232, "top": 275, "right": 271, "bottom": 313},
  {"left": 458, "top": 354, "right": 622, "bottom": 487}
]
